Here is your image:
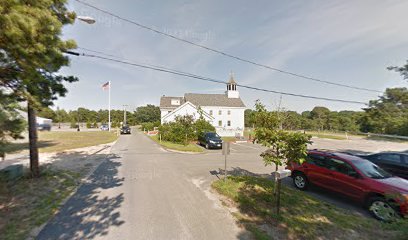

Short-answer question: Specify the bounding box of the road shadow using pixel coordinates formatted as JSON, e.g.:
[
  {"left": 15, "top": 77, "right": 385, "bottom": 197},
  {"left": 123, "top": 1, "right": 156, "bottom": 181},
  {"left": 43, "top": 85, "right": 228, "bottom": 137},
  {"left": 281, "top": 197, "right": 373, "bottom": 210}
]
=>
[{"left": 37, "top": 154, "right": 125, "bottom": 240}]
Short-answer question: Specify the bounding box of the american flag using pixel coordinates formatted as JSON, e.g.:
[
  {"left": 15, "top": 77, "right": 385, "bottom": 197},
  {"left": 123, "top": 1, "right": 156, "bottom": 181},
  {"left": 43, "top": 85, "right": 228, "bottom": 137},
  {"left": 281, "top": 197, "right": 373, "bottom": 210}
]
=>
[{"left": 102, "top": 81, "right": 110, "bottom": 90}]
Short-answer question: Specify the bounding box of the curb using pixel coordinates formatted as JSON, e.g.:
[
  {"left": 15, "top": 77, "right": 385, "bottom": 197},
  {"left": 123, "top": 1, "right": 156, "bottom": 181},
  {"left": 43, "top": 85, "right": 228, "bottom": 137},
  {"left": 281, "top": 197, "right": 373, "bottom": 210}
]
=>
[{"left": 26, "top": 142, "right": 116, "bottom": 240}]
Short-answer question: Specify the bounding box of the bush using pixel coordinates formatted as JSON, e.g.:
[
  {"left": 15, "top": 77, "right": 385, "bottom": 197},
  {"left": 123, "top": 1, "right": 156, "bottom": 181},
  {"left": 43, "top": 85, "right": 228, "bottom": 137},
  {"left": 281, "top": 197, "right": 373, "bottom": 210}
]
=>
[
  {"left": 159, "top": 115, "right": 196, "bottom": 145},
  {"left": 70, "top": 122, "right": 78, "bottom": 129},
  {"left": 158, "top": 115, "right": 215, "bottom": 145},
  {"left": 195, "top": 119, "right": 215, "bottom": 138},
  {"left": 141, "top": 121, "right": 160, "bottom": 131}
]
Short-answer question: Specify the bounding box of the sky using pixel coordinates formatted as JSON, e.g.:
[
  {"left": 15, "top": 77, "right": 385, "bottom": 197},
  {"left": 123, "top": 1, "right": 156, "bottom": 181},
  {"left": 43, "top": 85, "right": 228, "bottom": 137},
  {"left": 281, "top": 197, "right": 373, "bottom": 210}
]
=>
[{"left": 55, "top": 0, "right": 408, "bottom": 112}]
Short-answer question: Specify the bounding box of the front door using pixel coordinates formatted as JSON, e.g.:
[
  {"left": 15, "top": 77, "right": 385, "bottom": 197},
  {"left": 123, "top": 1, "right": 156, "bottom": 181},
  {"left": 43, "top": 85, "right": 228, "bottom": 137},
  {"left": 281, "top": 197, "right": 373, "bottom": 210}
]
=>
[{"left": 325, "top": 158, "right": 366, "bottom": 200}]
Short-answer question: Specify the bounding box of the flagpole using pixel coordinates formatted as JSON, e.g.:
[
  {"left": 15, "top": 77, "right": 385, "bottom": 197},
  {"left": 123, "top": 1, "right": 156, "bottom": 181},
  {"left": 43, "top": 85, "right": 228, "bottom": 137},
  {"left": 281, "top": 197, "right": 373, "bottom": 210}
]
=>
[{"left": 108, "top": 81, "right": 111, "bottom": 131}]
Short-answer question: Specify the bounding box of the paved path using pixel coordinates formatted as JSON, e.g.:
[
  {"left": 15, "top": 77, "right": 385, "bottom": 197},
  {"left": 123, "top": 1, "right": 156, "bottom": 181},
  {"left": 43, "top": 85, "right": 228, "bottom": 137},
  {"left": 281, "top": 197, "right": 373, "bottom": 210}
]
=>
[
  {"left": 37, "top": 131, "right": 408, "bottom": 239},
  {"left": 37, "top": 131, "right": 248, "bottom": 240}
]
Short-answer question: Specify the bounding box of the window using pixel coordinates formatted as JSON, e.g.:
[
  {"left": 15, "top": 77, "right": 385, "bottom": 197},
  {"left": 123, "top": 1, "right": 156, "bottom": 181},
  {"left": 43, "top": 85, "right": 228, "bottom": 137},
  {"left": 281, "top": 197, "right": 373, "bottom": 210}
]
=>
[
  {"left": 326, "top": 158, "right": 355, "bottom": 176},
  {"left": 171, "top": 99, "right": 180, "bottom": 105},
  {"left": 227, "top": 120, "right": 231, "bottom": 126},
  {"left": 377, "top": 154, "right": 401, "bottom": 164},
  {"left": 209, "top": 110, "right": 213, "bottom": 116},
  {"left": 307, "top": 154, "right": 327, "bottom": 167},
  {"left": 353, "top": 160, "right": 392, "bottom": 179},
  {"left": 218, "top": 110, "right": 222, "bottom": 115},
  {"left": 218, "top": 120, "right": 222, "bottom": 127},
  {"left": 227, "top": 110, "right": 231, "bottom": 115}
]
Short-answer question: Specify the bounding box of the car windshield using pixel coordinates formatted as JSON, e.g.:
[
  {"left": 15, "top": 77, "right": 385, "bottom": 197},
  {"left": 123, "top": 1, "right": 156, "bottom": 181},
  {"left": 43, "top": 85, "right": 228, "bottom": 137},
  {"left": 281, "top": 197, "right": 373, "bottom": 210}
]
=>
[
  {"left": 352, "top": 160, "right": 392, "bottom": 179},
  {"left": 206, "top": 133, "right": 220, "bottom": 138}
]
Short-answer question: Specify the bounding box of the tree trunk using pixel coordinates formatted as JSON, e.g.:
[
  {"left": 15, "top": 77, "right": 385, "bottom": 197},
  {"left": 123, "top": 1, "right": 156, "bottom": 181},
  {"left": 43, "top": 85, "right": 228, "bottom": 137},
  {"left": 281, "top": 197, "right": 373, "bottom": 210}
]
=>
[{"left": 28, "top": 102, "right": 40, "bottom": 177}]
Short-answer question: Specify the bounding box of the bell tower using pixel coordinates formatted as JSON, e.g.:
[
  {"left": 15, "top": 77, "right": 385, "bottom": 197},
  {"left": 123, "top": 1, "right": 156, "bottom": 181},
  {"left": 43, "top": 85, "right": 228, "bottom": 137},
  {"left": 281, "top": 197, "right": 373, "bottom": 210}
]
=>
[{"left": 226, "top": 72, "right": 239, "bottom": 98}]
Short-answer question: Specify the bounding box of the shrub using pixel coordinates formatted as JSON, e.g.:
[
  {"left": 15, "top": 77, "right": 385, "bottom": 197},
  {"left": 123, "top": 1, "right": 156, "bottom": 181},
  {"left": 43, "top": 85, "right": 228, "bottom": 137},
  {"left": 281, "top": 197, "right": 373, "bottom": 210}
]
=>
[
  {"left": 141, "top": 121, "right": 160, "bottom": 131},
  {"left": 195, "top": 119, "right": 215, "bottom": 138},
  {"left": 159, "top": 115, "right": 196, "bottom": 145}
]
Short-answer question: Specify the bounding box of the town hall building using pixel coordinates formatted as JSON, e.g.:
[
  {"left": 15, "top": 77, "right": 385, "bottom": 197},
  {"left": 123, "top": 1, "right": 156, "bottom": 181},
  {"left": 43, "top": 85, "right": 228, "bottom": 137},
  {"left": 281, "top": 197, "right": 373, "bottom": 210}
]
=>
[{"left": 159, "top": 75, "right": 246, "bottom": 137}]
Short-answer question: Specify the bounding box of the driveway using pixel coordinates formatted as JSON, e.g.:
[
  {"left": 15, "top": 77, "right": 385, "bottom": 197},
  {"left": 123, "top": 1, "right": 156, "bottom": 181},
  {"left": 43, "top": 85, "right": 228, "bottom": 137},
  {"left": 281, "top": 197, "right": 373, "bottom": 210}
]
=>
[{"left": 37, "top": 132, "right": 408, "bottom": 239}]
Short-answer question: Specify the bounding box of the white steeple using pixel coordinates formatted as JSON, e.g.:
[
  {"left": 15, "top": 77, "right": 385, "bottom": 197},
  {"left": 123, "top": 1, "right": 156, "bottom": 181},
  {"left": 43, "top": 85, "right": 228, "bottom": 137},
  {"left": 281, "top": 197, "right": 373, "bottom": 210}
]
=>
[{"left": 226, "top": 72, "right": 239, "bottom": 98}]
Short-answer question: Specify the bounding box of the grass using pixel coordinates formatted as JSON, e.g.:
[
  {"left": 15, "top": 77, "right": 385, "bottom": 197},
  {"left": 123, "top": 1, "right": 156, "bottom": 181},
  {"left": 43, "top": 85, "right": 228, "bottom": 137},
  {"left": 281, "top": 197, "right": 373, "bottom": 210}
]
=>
[
  {"left": 150, "top": 135, "right": 204, "bottom": 153},
  {"left": 303, "top": 131, "right": 348, "bottom": 140},
  {"left": 212, "top": 176, "right": 408, "bottom": 240},
  {"left": 365, "top": 135, "right": 408, "bottom": 143},
  {"left": 221, "top": 137, "right": 237, "bottom": 142},
  {"left": 0, "top": 167, "right": 81, "bottom": 240},
  {"left": 4, "top": 131, "right": 118, "bottom": 154}
]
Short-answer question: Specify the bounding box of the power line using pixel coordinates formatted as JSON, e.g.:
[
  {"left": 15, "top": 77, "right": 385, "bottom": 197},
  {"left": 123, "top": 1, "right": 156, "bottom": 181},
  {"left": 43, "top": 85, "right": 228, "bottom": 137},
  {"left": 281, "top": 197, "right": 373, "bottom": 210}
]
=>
[
  {"left": 65, "top": 49, "right": 367, "bottom": 105},
  {"left": 74, "top": 0, "right": 382, "bottom": 94}
]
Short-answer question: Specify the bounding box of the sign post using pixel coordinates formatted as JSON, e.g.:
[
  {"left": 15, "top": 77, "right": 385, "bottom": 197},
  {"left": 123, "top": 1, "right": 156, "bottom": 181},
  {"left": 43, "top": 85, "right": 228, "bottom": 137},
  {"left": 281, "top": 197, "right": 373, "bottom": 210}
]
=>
[{"left": 222, "top": 141, "right": 230, "bottom": 181}]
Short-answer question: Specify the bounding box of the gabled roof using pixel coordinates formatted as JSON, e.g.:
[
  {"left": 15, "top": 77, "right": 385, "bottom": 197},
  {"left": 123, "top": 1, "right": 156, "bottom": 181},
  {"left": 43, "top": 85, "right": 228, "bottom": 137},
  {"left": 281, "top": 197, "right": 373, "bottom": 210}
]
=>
[
  {"left": 184, "top": 93, "right": 246, "bottom": 108},
  {"left": 162, "top": 101, "right": 214, "bottom": 122},
  {"left": 160, "top": 96, "right": 185, "bottom": 108}
]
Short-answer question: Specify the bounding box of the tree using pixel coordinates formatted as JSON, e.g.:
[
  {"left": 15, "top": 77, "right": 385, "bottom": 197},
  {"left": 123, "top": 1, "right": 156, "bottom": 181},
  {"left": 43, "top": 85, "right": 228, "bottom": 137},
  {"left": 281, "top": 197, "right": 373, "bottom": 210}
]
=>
[
  {"left": 0, "top": 93, "right": 25, "bottom": 157},
  {"left": 253, "top": 101, "right": 312, "bottom": 171},
  {"left": 361, "top": 88, "right": 408, "bottom": 136},
  {"left": 0, "top": 0, "right": 77, "bottom": 177},
  {"left": 134, "top": 104, "right": 161, "bottom": 124},
  {"left": 253, "top": 100, "right": 312, "bottom": 211},
  {"left": 388, "top": 60, "right": 408, "bottom": 81},
  {"left": 244, "top": 109, "right": 255, "bottom": 128},
  {"left": 310, "top": 107, "right": 330, "bottom": 131}
]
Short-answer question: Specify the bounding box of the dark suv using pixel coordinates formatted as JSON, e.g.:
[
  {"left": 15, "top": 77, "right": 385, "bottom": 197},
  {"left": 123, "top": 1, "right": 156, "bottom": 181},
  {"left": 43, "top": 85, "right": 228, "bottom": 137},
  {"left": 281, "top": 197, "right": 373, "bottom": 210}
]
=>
[
  {"left": 287, "top": 150, "right": 408, "bottom": 221},
  {"left": 359, "top": 152, "right": 408, "bottom": 180},
  {"left": 198, "top": 132, "right": 222, "bottom": 149},
  {"left": 120, "top": 125, "right": 131, "bottom": 134}
]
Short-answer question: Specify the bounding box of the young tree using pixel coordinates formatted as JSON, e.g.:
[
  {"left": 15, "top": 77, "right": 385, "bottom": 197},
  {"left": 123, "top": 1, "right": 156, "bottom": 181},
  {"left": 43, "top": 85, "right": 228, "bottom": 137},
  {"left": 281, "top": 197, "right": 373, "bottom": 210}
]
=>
[
  {"left": 0, "top": 0, "right": 77, "bottom": 177},
  {"left": 253, "top": 101, "right": 312, "bottom": 193}
]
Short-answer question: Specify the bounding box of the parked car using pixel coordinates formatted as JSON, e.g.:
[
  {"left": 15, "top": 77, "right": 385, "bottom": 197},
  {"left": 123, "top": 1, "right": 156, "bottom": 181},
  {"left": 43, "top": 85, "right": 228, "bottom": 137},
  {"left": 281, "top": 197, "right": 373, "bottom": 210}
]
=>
[
  {"left": 37, "top": 123, "right": 51, "bottom": 131},
  {"left": 359, "top": 152, "right": 408, "bottom": 180},
  {"left": 120, "top": 125, "right": 131, "bottom": 134},
  {"left": 198, "top": 132, "right": 222, "bottom": 149},
  {"left": 287, "top": 150, "right": 408, "bottom": 221},
  {"left": 100, "top": 124, "right": 109, "bottom": 131}
]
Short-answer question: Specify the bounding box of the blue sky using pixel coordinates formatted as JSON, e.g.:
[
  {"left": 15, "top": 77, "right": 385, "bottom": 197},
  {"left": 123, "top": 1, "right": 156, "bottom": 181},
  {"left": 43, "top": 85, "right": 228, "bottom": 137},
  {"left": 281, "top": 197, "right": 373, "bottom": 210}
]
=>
[{"left": 56, "top": 0, "right": 408, "bottom": 112}]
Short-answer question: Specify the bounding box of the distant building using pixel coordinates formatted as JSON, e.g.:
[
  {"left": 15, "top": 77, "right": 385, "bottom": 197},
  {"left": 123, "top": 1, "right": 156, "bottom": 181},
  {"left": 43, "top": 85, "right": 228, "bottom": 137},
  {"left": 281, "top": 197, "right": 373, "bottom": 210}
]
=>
[{"left": 159, "top": 74, "right": 246, "bottom": 137}]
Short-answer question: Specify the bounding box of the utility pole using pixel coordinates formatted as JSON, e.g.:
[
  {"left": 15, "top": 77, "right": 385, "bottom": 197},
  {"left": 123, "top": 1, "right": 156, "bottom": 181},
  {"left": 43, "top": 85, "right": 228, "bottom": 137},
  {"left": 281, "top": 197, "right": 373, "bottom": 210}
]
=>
[{"left": 123, "top": 104, "right": 128, "bottom": 125}]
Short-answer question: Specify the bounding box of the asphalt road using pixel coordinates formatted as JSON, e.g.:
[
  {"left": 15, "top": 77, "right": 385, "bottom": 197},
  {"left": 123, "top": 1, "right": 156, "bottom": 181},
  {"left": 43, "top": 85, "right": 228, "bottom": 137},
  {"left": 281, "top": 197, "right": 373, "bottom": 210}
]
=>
[{"left": 37, "top": 131, "right": 408, "bottom": 239}]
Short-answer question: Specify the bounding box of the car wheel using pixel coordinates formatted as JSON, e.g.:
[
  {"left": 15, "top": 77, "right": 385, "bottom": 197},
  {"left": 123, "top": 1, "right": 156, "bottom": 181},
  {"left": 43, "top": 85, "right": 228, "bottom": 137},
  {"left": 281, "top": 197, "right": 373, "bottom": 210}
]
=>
[
  {"left": 293, "top": 172, "right": 308, "bottom": 190},
  {"left": 368, "top": 197, "right": 398, "bottom": 221},
  {"left": 205, "top": 143, "right": 209, "bottom": 149}
]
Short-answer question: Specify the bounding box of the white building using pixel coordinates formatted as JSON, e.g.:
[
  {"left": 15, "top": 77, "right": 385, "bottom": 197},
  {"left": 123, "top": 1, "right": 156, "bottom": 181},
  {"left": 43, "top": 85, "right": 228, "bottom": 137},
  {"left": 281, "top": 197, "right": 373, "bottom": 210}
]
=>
[{"left": 160, "top": 75, "right": 246, "bottom": 137}]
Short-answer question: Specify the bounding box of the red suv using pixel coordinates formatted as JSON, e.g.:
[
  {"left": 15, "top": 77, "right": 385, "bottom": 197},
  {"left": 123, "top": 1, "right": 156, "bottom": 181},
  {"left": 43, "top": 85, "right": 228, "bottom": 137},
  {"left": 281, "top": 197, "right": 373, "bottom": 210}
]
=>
[{"left": 287, "top": 150, "right": 408, "bottom": 221}]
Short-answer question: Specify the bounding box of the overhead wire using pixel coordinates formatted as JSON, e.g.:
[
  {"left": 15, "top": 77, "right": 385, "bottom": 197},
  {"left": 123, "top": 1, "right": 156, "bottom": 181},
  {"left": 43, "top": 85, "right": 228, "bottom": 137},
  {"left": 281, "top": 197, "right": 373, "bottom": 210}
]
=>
[
  {"left": 74, "top": 0, "right": 382, "bottom": 94},
  {"left": 65, "top": 49, "right": 368, "bottom": 105}
]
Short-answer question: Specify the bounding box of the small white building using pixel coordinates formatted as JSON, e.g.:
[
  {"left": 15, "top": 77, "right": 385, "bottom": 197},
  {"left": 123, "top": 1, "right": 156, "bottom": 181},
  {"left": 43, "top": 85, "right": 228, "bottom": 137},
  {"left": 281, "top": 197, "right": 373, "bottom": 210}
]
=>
[{"left": 160, "top": 75, "right": 246, "bottom": 137}]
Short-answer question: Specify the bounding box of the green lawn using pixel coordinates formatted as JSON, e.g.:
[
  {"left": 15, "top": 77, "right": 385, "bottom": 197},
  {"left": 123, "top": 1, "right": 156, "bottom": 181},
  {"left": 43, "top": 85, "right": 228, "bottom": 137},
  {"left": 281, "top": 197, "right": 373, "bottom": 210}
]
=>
[
  {"left": 303, "top": 131, "right": 348, "bottom": 140},
  {"left": 150, "top": 135, "right": 204, "bottom": 153},
  {"left": 4, "top": 131, "right": 118, "bottom": 154},
  {"left": 221, "top": 137, "right": 237, "bottom": 142},
  {"left": 212, "top": 176, "right": 408, "bottom": 240},
  {"left": 0, "top": 168, "right": 80, "bottom": 240}
]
